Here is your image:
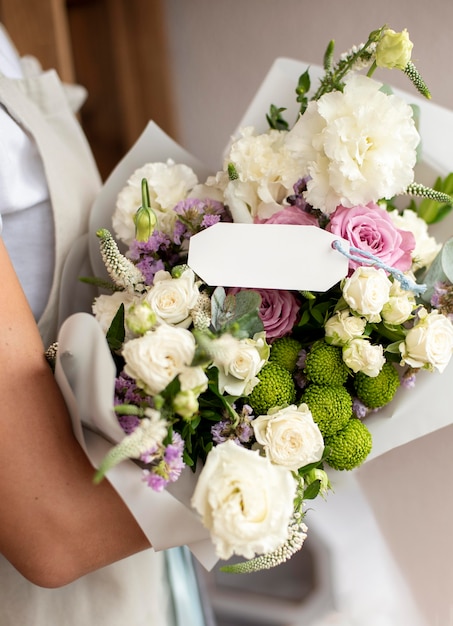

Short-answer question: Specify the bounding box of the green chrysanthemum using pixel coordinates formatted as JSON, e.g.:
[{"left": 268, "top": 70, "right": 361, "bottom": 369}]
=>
[
  {"left": 354, "top": 362, "right": 400, "bottom": 409},
  {"left": 302, "top": 384, "right": 352, "bottom": 437},
  {"left": 305, "top": 341, "right": 349, "bottom": 386},
  {"left": 269, "top": 336, "right": 303, "bottom": 373},
  {"left": 248, "top": 362, "right": 296, "bottom": 416},
  {"left": 325, "top": 418, "right": 372, "bottom": 471}
]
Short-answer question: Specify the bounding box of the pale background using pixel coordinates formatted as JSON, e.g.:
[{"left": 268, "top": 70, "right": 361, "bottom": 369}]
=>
[{"left": 161, "top": 3, "right": 453, "bottom": 625}]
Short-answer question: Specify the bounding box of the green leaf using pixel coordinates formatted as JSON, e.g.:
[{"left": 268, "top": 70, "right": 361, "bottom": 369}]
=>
[
  {"left": 266, "top": 104, "right": 289, "bottom": 130},
  {"left": 422, "top": 236, "right": 453, "bottom": 302},
  {"left": 106, "top": 304, "right": 125, "bottom": 352},
  {"left": 303, "top": 479, "right": 321, "bottom": 500}
]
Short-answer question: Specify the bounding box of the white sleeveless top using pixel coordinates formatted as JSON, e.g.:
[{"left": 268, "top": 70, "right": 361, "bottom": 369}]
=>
[{"left": 0, "top": 25, "right": 185, "bottom": 626}]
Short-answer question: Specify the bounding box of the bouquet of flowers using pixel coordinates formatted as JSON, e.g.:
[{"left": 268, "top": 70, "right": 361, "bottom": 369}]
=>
[{"left": 66, "top": 25, "right": 453, "bottom": 573}]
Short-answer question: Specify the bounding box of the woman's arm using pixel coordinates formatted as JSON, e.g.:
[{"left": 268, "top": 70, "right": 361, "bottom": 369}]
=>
[{"left": 0, "top": 238, "right": 151, "bottom": 588}]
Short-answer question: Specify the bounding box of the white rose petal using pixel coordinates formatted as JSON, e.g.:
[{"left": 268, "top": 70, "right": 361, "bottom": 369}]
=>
[
  {"left": 389, "top": 209, "right": 441, "bottom": 271},
  {"left": 400, "top": 310, "right": 453, "bottom": 372},
  {"left": 178, "top": 366, "right": 208, "bottom": 393},
  {"left": 325, "top": 309, "right": 367, "bottom": 346},
  {"left": 145, "top": 269, "right": 200, "bottom": 328},
  {"left": 343, "top": 338, "right": 386, "bottom": 377},
  {"left": 92, "top": 291, "right": 137, "bottom": 335},
  {"left": 285, "top": 74, "right": 419, "bottom": 213},
  {"left": 252, "top": 404, "right": 324, "bottom": 471},
  {"left": 191, "top": 440, "right": 296, "bottom": 560},
  {"left": 342, "top": 266, "right": 392, "bottom": 322},
  {"left": 211, "top": 334, "right": 267, "bottom": 396},
  {"left": 122, "top": 324, "right": 196, "bottom": 395}
]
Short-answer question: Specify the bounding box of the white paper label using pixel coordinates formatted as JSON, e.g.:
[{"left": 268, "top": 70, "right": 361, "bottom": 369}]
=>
[{"left": 188, "top": 223, "right": 349, "bottom": 291}]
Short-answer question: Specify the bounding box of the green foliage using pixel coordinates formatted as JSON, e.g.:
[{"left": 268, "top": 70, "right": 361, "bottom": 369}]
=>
[
  {"left": 266, "top": 104, "right": 289, "bottom": 130},
  {"left": 106, "top": 304, "right": 125, "bottom": 352},
  {"left": 210, "top": 287, "right": 264, "bottom": 338}
]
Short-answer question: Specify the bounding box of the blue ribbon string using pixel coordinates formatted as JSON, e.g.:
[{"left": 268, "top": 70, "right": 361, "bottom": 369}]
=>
[{"left": 332, "top": 240, "right": 427, "bottom": 296}]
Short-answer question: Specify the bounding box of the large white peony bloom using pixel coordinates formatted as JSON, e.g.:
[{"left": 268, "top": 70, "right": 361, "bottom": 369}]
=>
[
  {"left": 112, "top": 159, "right": 199, "bottom": 244},
  {"left": 222, "top": 126, "right": 301, "bottom": 222},
  {"left": 191, "top": 440, "right": 296, "bottom": 560},
  {"left": 285, "top": 74, "right": 420, "bottom": 214}
]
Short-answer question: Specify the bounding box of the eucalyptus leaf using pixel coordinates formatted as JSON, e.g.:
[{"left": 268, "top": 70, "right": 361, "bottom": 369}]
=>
[{"left": 421, "top": 237, "right": 453, "bottom": 303}]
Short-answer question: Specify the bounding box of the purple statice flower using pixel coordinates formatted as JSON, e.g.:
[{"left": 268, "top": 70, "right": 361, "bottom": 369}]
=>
[
  {"left": 201, "top": 213, "right": 221, "bottom": 228},
  {"left": 352, "top": 397, "right": 369, "bottom": 420},
  {"left": 115, "top": 372, "right": 154, "bottom": 407},
  {"left": 401, "top": 368, "right": 418, "bottom": 389},
  {"left": 141, "top": 433, "right": 185, "bottom": 492},
  {"left": 117, "top": 414, "right": 141, "bottom": 435},
  {"left": 211, "top": 420, "right": 230, "bottom": 444},
  {"left": 296, "top": 348, "right": 308, "bottom": 369},
  {"left": 431, "top": 281, "right": 453, "bottom": 321},
  {"left": 136, "top": 256, "right": 165, "bottom": 285},
  {"left": 211, "top": 406, "right": 255, "bottom": 446},
  {"left": 173, "top": 197, "right": 229, "bottom": 235}
]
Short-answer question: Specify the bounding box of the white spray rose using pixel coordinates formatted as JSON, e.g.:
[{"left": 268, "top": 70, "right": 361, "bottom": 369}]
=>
[
  {"left": 399, "top": 309, "right": 453, "bottom": 372},
  {"left": 325, "top": 309, "right": 367, "bottom": 346},
  {"left": 342, "top": 338, "right": 385, "bottom": 377},
  {"left": 342, "top": 266, "right": 392, "bottom": 323},
  {"left": 191, "top": 440, "right": 296, "bottom": 560},
  {"left": 252, "top": 404, "right": 324, "bottom": 471},
  {"left": 122, "top": 324, "right": 196, "bottom": 395},
  {"left": 285, "top": 74, "right": 419, "bottom": 214},
  {"left": 145, "top": 269, "right": 200, "bottom": 328},
  {"left": 112, "top": 159, "right": 198, "bottom": 244},
  {"left": 211, "top": 333, "right": 268, "bottom": 396},
  {"left": 389, "top": 209, "right": 441, "bottom": 271},
  {"left": 92, "top": 291, "right": 137, "bottom": 335},
  {"left": 381, "top": 280, "right": 416, "bottom": 325}
]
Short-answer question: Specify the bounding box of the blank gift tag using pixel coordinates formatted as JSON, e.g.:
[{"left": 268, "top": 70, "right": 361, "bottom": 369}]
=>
[{"left": 188, "top": 223, "right": 349, "bottom": 291}]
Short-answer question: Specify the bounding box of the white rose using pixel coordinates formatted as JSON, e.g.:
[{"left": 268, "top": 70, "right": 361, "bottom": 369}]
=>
[
  {"left": 191, "top": 440, "right": 296, "bottom": 560},
  {"left": 92, "top": 291, "right": 137, "bottom": 335},
  {"left": 285, "top": 74, "right": 419, "bottom": 214},
  {"left": 211, "top": 333, "right": 267, "bottom": 396},
  {"left": 389, "top": 209, "right": 441, "bottom": 271},
  {"left": 381, "top": 280, "right": 416, "bottom": 325},
  {"left": 178, "top": 366, "right": 208, "bottom": 393},
  {"left": 343, "top": 338, "right": 385, "bottom": 377},
  {"left": 399, "top": 309, "right": 453, "bottom": 372},
  {"left": 252, "top": 404, "right": 324, "bottom": 471},
  {"left": 342, "top": 266, "right": 392, "bottom": 322},
  {"left": 145, "top": 269, "right": 200, "bottom": 328},
  {"left": 112, "top": 159, "right": 199, "bottom": 244},
  {"left": 325, "top": 309, "right": 367, "bottom": 346},
  {"left": 122, "top": 324, "right": 196, "bottom": 395}
]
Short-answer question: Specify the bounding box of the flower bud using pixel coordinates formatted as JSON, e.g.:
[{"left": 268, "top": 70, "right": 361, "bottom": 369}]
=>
[
  {"left": 376, "top": 28, "right": 413, "bottom": 70},
  {"left": 134, "top": 178, "right": 157, "bottom": 241},
  {"left": 125, "top": 301, "right": 157, "bottom": 335}
]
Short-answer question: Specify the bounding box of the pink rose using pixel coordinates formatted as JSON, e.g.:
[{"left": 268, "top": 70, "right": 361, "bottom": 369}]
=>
[
  {"left": 228, "top": 287, "right": 300, "bottom": 340},
  {"left": 327, "top": 203, "right": 415, "bottom": 273},
  {"left": 255, "top": 205, "right": 319, "bottom": 226}
]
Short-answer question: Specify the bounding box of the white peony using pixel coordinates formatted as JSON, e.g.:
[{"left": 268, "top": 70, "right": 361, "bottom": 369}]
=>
[
  {"left": 381, "top": 280, "right": 416, "bottom": 325},
  {"left": 145, "top": 269, "right": 200, "bottom": 328},
  {"left": 223, "top": 126, "right": 301, "bottom": 222},
  {"left": 285, "top": 74, "right": 420, "bottom": 214},
  {"left": 252, "top": 404, "right": 324, "bottom": 471},
  {"left": 324, "top": 309, "right": 367, "bottom": 346},
  {"left": 342, "top": 266, "right": 392, "bottom": 323},
  {"left": 342, "top": 338, "right": 386, "bottom": 377},
  {"left": 191, "top": 440, "right": 296, "bottom": 560},
  {"left": 92, "top": 291, "right": 137, "bottom": 335},
  {"left": 211, "top": 333, "right": 268, "bottom": 396},
  {"left": 112, "top": 159, "right": 198, "bottom": 244},
  {"left": 122, "top": 324, "right": 196, "bottom": 395},
  {"left": 399, "top": 309, "right": 453, "bottom": 372},
  {"left": 389, "top": 208, "right": 442, "bottom": 271}
]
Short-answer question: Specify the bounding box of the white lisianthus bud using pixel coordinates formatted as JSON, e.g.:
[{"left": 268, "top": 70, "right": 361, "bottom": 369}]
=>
[
  {"left": 252, "top": 403, "right": 324, "bottom": 471},
  {"left": 375, "top": 28, "right": 413, "bottom": 70},
  {"left": 342, "top": 266, "right": 392, "bottom": 323},
  {"left": 399, "top": 309, "right": 453, "bottom": 372},
  {"left": 325, "top": 309, "right": 367, "bottom": 346},
  {"left": 126, "top": 301, "right": 157, "bottom": 335},
  {"left": 343, "top": 337, "right": 385, "bottom": 377},
  {"left": 173, "top": 389, "right": 199, "bottom": 420}
]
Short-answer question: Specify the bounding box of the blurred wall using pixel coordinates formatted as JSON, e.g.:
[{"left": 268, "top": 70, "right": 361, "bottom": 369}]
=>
[{"left": 162, "top": 0, "right": 453, "bottom": 166}]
